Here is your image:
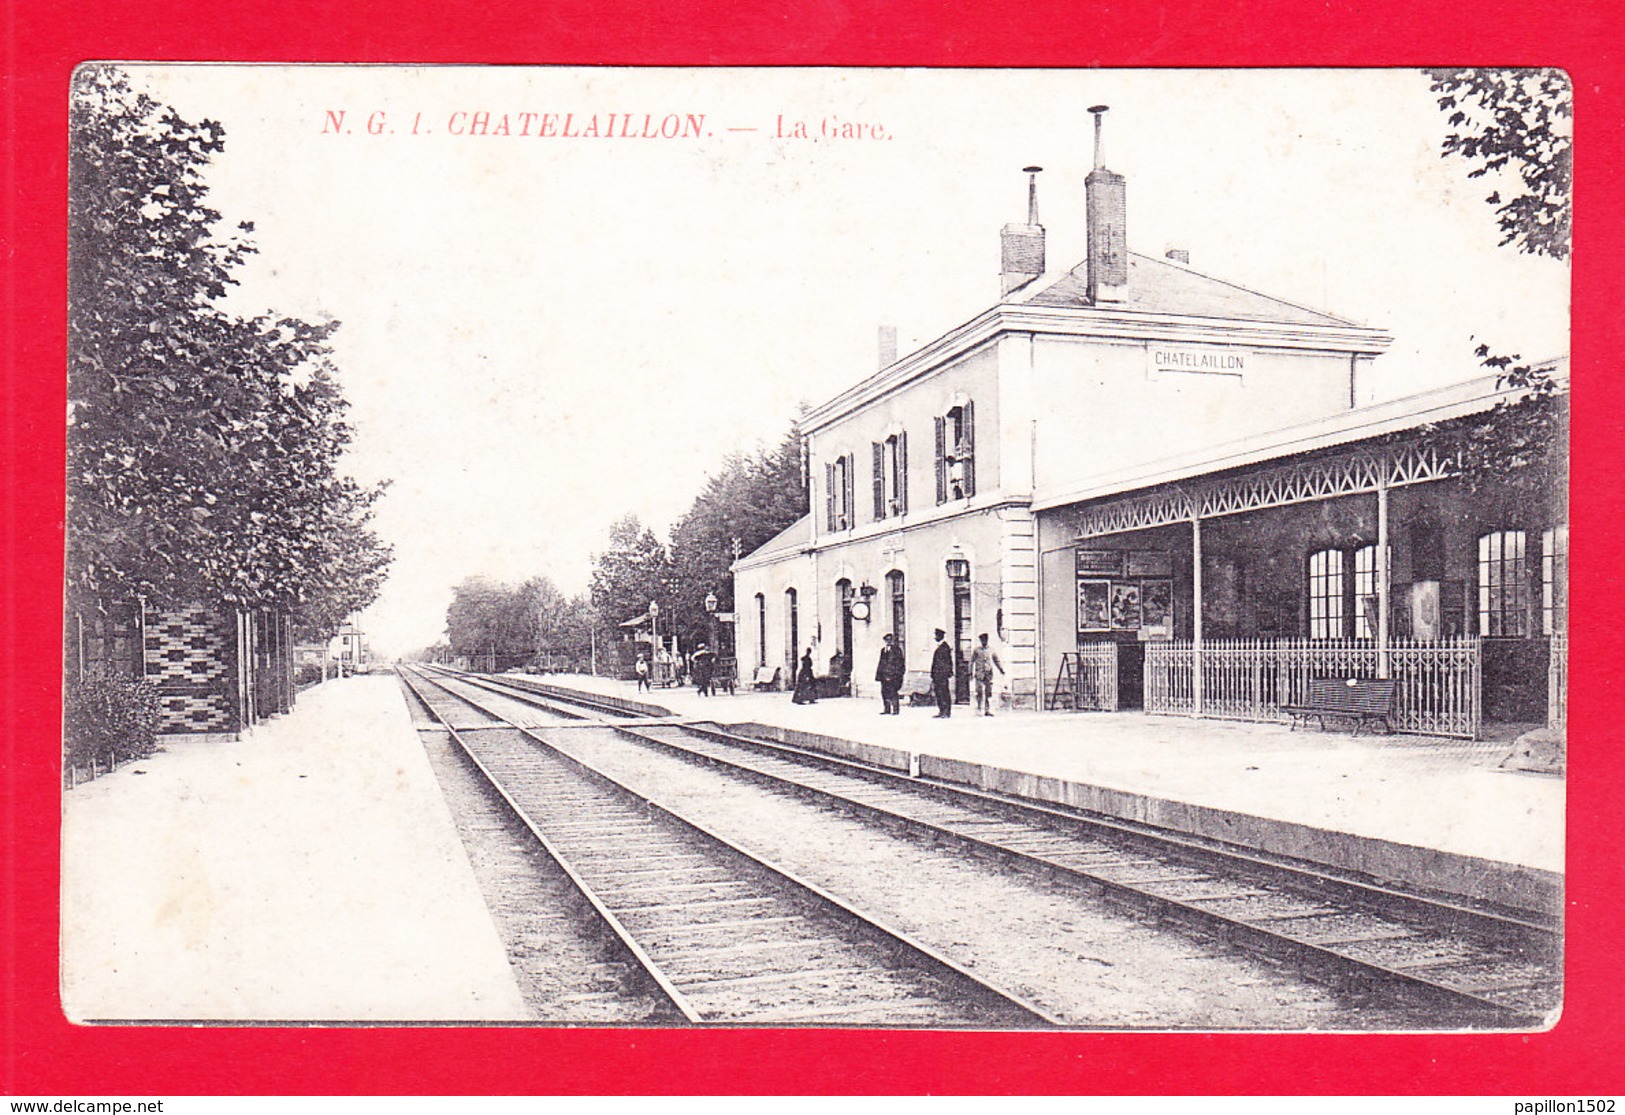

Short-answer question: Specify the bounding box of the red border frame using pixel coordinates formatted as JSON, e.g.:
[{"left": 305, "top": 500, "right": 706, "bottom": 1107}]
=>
[{"left": 6, "top": 0, "right": 1623, "bottom": 1095}]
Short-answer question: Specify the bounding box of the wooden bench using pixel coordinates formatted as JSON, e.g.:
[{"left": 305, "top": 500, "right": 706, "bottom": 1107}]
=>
[
  {"left": 1283, "top": 677, "right": 1397, "bottom": 735},
  {"left": 751, "top": 666, "right": 782, "bottom": 691}
]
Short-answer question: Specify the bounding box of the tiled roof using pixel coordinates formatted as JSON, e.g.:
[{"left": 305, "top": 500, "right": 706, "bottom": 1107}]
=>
[{"left": 1021, "top": 252, "right": 1360, "bottom": 327}]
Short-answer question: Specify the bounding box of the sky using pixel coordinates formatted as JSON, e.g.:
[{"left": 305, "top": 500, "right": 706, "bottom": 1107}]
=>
[{"left": 122, "top": 66, "right": 1570, "bottom": 657}]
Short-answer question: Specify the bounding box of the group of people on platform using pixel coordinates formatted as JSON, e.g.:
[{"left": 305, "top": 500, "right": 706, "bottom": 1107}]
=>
[
  {"left": 792, "top": 629, "right": 1004, "bottom": 718},
  {"left": 634, "top": 642, "right": 727, "bottom": 696},
  {"left": 635, "top": 630, "right": 1007, "bottom": 716}
]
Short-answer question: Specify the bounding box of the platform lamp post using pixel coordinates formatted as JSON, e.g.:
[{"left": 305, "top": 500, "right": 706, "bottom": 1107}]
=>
[
  {"left": 730, "top": 537, "right": 742, "bottom": 666},
  {"left": 648, "top": 601, "right": 660, "bottom": 685},
  {"left": 704, "top": 590, "right": 719, "bottom": 654}
]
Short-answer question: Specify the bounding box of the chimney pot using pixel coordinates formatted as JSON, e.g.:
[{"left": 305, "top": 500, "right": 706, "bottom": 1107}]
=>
[
  {"left": 1165, "top": 248, "right": 1190, "bottom": 264},
  {"left": 1000, "top": 166, "right": 1046, "bottom": 297},
  {"left": 1088, "top": 104, "right": 1110, "bottom": 169},
  {"left": 1085, "top": 107, "right": 1127, "bottom": 303}
]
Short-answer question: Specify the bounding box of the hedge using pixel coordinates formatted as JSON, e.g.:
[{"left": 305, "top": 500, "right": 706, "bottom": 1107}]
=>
[{"left": 64, "top": 672, "right": 160, "bottom": 773}]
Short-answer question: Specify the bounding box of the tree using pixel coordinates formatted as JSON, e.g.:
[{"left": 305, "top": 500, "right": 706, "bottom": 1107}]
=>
[
  {"left": 445, "top": 577, "right": 529, "bottom": 660},
  {"left": 588, "top": 515, "right": 674, "bottom": 661},
  {"left": 517, "top": 576, "right": 595, "bottom": 665},
  {"left": 67, "top": 65, "right": 391, "bottom": 635},
  {"left": 1423, "top": 69, "right": 1569, "bottom": 513},
  {"left": 668, "top": 422, "right": 808, "bottom": 649},
  {"left": 1427, "top": 68, "right": 1571, "bottom": 261}
]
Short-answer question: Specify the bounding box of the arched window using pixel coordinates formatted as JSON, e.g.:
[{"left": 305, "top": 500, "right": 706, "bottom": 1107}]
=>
[
  {"left": 934, "top": 401, "right": 975, "bottom": 503},
  {"left": 1479, "top": 530, "right": 1529, "bottom": 637},
  {"left": 784, "top": 588, "right": 799, "bottom": 671},
  {"left": 886, "top": 570, "right": 906, "bottom": 653},
  {"left": 1307, "top": 549, "right": 1344, "bottom": 639},
  {"left": 1352, "top": 544, "right": 1377, "bottom": 639},
  {"left": 754, "top": 592, "right": 767, "bottom": 667},
  {"left": 825, "top": 454, "right": 855, "bottom": 531},
  {"left": 1543, "top": 525, "right": 1568, "bottom": 636},
  {"left": 871, "top": 433, "right": 910, "bottom": 520}
]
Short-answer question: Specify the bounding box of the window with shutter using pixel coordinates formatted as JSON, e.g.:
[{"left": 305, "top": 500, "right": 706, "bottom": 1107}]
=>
[
  {"left": 843, "top": 454, "right": 855, "bottom": 530},
  {"left": 942, "top": 402, "right": 975, "bottom": 501},
  {"left": 961, "top": 400, "right": 976, "bottom": 498},
  {"left": 897, "top": 430, "right": 909, "bottom": 515},
  {"left": 934, "top": 416, "right": 947, "bottom": 504},
  {"left": 824, "top": 461, "right": 836, "bottom": 531},
  {"left": 872, "top": 442, "right": 885, "bottom": 521}
]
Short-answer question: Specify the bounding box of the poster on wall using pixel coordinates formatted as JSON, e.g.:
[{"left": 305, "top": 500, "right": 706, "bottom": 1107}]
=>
[
  {"left": 1077, "top": 579, "right": 1111, "bottom": 632},
  {"left": 1142, "top": 579, "right": 1173, "bottom": 633},
  {"left": 1111, "top": 582, "right": 1143, "bottom": 630}
]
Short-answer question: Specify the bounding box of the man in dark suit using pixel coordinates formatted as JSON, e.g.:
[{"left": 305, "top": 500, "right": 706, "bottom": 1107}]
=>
[
  {"left": 875, "top": 633, "right": 904, "bottom": 715},
  {"left": 930, "top": 628, "right": 955, "bottom": 718}
]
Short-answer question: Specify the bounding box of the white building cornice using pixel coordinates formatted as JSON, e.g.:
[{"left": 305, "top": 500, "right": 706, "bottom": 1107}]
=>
[{"left": 802, "top": 304, "right": 1394, "bottom": 434}]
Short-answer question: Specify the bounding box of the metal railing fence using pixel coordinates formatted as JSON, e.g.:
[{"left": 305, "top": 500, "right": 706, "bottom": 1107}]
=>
[{"left": 1143, "top": 636, "right": 1482, "bottom": 739}]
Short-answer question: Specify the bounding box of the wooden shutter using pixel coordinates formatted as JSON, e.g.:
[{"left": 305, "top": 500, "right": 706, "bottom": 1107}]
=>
[
  {"left": 934, "top": 416, "right": 947, "bottom": 504},
  {"left": 872, "top": 441, "right": 885, "bottom": 521},
  {"left": 962, "top": 400, "right": 976, "bottom": 497},
  {"left": 843, "top": 454, "right": 855, "bottom": 530},
  {"left": 897, "top": 430, "right": 909, "bottom": 515},
  {"left": 825, "top": 461, "right": 836, "bottom": 531}
]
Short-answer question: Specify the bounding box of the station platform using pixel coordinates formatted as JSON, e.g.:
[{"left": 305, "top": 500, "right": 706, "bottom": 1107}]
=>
[
  {"left": 60, "top": 675, "right": 528, "bottom": 1023},
  {"left": 541, "top": 672, "right": 1565, "bottom": 915}
]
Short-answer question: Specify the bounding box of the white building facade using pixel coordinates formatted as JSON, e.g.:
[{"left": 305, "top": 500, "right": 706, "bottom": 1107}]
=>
[{"left": 735, "top": 110, "right": 1395, "bottom": 708}]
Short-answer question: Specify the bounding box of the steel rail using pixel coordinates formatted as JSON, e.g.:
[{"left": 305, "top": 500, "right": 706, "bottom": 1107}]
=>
[
  {"left": 455, "top": 670, "right": 1558, "bottom": 932},
  {"left": 454, "top": 671, "right": 1560, "bottom": 1027},
  {"left": 405, "top": 668, "right": 1061, "bottom": 1028},
  {"left": 399, "top": 669, "right": 703, "bottom": 1023}
]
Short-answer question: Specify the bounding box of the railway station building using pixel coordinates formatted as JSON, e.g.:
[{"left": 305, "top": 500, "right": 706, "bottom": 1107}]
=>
[{"left": 732, "top": 111, "right": 1567, "bottom": 739}]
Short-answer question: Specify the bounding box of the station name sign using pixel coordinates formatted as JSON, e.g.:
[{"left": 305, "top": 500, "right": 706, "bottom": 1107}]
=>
[{"left": 1147, "top": 344, "right": 1248, "bottom": 378}]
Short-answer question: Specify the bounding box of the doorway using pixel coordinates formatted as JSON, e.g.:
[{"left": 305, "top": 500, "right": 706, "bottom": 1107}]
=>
[
  {"left": 947, "top": 558, "right": 972, "bottom": 703},
  {"left": 836, "top": 578, "right": 855, "bottom": 690}
]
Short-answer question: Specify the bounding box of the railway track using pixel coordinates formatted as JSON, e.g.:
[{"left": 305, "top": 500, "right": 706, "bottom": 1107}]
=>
[
  {"left": 431, "top": 667, "right": 1563, "bottom": 1029},
  {"left": 400, "top": 668, "right": 1056, "bottom": 1028}
]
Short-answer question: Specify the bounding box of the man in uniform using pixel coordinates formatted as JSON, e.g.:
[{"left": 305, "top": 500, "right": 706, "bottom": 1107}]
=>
[
  {"left": 930, "top": 628, "right": 955, "bottom": 719},
  {"left": 875, "top": 633, "right": 904, "bottom": 715}
]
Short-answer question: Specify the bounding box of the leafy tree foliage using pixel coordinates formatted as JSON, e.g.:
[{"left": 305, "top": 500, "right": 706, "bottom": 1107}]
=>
[
  {"left": 589, "top": 515, "right": 676, "bottom": 650},
  {"left": 67, "top": 66, "right": 391, "bottom": 635},
  {"left": 668, "top": 423, "right": 808, "bottom": 648},
  {"left": 1422, "top": 69, "right": 1569, "bottom": 514},
  {"left": 1427, "top": 68, "right": 1571, "bottom": 260},
  {"left": 442, "top": 575, "right": 595, "bottom": 666},
  {"left": 435, "top": 424, "right": 806, "bottom": 672},
  {"left": 1421, "top": 349, "right": 1568, "bottom": 518},
  {"left": 517, "top": 575, "right": 595, "bottom": 664},
  {"left": 445, "top": 577, "right": 532, "bottom": 658}
]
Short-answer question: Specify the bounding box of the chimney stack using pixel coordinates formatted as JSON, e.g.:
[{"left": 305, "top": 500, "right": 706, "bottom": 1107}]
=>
[
  {"left": 1165, "top": 248, "right": 1189, "bottom": 264},
  {"left": 878, "top": 324, "right": 897, "bottom": 369},
  {"left": 1000, "top": 166, "right": 1046, "bottom": 297},
  {"left": 1085, "top": 105, "right": 1128, "bottom": 304}
]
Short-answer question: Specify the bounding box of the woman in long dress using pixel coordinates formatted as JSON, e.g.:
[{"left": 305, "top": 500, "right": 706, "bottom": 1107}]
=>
[{"left": 791, "top": 648, "right": 818, "bottom": 705}]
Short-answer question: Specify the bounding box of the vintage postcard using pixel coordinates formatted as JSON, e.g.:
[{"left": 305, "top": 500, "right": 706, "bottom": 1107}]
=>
[{"left": 60, "top": 65, "right": 1569, "bottom": 1034}]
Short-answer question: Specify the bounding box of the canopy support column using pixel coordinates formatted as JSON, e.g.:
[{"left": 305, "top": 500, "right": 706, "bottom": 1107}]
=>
[
  {"left": 1192, "top": 515, "right": 1204, "bottom": 717},
  {"left": 1377, "top": 482, "right": 1391, "bottom": 679}
]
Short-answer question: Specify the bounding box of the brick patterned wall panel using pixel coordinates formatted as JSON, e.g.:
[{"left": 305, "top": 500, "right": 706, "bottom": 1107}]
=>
[{"left": 144, "top": 606, "right": 239, "bottom": 734}]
